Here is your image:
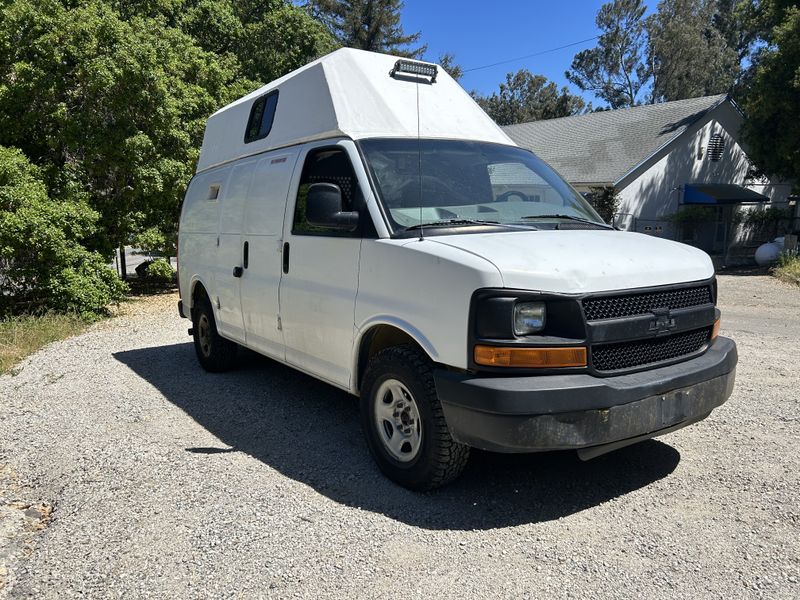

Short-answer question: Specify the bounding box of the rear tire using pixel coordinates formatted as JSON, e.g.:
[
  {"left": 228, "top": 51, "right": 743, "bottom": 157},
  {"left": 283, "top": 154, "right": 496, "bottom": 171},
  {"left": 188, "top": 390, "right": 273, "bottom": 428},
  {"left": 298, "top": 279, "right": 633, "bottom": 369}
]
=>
[
  {"left": 192, "top": 295, "right": 238, "bottom": 372},
  {"left": 361, "top": 345, "right": 470, "bottom": 490}
]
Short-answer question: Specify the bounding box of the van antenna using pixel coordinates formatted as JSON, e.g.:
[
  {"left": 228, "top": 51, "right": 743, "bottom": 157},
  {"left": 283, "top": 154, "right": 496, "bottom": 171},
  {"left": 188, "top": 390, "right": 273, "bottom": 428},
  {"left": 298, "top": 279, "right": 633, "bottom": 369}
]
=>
[
  {"left": 390, "top": 59, "right": 437, "bottom": 242},
  {"left": 415, "top": 77, "right": 423, "bottom": 242}
]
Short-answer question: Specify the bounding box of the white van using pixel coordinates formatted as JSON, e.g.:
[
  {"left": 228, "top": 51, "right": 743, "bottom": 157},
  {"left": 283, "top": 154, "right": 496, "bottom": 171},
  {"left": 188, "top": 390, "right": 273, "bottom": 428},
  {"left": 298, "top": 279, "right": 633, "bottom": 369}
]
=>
[{"left": 178, "top": 49, "right": 737, "bottom": 490}]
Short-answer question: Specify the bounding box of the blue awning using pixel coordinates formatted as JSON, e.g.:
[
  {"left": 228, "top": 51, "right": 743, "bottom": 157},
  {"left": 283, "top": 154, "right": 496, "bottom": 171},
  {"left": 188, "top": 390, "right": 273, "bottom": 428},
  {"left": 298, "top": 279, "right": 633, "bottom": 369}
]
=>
[{"left": 683, "top": 184, "right": 768, "bottom": 205}]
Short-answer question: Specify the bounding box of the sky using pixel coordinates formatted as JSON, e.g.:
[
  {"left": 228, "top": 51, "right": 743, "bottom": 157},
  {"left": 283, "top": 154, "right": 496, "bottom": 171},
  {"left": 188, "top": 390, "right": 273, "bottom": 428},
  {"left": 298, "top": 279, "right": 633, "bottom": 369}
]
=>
[{"left": 402, "top": 0, "right": 658, "bottom": 105}]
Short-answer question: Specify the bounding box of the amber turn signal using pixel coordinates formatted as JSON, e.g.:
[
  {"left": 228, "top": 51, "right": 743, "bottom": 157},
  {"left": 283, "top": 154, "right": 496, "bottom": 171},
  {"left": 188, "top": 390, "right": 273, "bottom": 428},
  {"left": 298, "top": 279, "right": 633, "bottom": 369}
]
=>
[
  {"left": 474, "top": 345, "right": 587, "bottom": 368},
  {"left": 711, "top": 318, "right": 720, "bottom": 340}
]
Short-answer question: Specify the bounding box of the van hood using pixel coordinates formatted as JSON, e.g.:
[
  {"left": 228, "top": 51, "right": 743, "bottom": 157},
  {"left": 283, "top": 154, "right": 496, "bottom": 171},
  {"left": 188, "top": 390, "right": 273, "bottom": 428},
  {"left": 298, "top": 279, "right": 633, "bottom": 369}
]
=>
[{"left": 426, "top": 230, "right": 714, "bottom": 294}]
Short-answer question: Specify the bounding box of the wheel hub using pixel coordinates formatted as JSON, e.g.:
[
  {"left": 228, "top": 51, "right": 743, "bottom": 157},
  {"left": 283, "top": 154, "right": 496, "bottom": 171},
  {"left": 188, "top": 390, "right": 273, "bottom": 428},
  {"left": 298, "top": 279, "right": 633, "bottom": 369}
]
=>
[
  {"left": 394, "top": 402, "right": 416, "bottom": 433},
  {"left": 197, "top": 314, "right": 211, "bottom": 357},
  {"left": 374, "top": 379, "right": 422, "bottom": 463}
]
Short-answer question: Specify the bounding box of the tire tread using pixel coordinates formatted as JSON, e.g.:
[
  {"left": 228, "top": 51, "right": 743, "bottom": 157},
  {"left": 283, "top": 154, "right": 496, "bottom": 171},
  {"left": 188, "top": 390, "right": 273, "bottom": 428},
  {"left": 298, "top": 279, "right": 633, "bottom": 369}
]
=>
[
  {"left": 192, "top": 295, "right": 238, "bottom": 373},
  {"left": 362, "top": 345, "right": 469, "bottom": 490}
]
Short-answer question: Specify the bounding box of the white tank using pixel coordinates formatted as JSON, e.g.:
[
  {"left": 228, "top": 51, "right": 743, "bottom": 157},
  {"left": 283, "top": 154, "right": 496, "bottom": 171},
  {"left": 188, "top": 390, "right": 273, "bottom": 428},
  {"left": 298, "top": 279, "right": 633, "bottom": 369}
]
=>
[{"left": 754, "top": 238, "right": 785, "bottom": 266}]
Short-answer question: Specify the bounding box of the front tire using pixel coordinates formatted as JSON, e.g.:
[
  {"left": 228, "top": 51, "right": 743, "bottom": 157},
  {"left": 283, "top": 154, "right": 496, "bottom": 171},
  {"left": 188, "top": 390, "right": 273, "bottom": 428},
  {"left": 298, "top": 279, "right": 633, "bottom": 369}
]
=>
[
  {"left": 361, "top": 345, "right": 470, "bottom": 490},
  {"left": 192, "top": 295, "right": 238, "bottom": 372}
]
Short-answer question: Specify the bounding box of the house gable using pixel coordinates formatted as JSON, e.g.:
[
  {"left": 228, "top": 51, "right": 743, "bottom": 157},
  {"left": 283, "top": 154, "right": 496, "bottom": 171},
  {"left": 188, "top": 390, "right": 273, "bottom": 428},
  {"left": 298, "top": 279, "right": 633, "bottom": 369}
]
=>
[
  {"left": 616, "top": 100, "right": 791, "bottom": 232},
  {"left": 615, "top": 99, "right": 745, "bottom": 192},
  {"left": 502, "top": 95, "right": 728, "bottom": 187}
]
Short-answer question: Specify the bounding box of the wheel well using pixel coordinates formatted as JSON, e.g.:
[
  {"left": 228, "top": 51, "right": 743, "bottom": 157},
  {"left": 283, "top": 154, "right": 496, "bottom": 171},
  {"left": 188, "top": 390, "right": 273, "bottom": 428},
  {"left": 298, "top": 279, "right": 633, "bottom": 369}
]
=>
[
  {"left": 190, "top": 282, "right": 209, "bottom": 314},
  {"left": 357, "top": 325, "right": 425, "bottom": 392}
]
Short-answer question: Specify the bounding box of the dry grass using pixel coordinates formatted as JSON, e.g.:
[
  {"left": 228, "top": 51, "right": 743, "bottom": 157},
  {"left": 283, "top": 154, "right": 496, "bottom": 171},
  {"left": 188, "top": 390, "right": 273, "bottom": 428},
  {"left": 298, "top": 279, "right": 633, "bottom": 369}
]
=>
[
  {"left": 0, "top": 313, "right": 90, "bottom": 375},
  {"left": 774, "top": 254, "right": 800, "bottom": 286},
  {"left": 0, "top": 291, "right": 179, "bottom": 375}
]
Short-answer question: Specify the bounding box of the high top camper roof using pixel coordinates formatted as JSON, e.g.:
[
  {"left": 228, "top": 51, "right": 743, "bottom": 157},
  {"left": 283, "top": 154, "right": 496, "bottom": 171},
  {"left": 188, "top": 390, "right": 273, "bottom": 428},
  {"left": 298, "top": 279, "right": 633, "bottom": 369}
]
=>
[{"left": 196, "top": 48, "right": 514, "bottom": 173}]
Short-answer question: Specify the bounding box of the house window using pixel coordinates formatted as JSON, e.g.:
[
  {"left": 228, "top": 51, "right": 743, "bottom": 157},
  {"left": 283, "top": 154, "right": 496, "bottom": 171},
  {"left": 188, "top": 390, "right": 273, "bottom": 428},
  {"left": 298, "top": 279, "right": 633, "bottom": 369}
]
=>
[
  {"left": 244, "top": 90, "right": 279, "bottom": 143},
  {"left": 707, "top": 134, "right": 725, "bottom": 162}
]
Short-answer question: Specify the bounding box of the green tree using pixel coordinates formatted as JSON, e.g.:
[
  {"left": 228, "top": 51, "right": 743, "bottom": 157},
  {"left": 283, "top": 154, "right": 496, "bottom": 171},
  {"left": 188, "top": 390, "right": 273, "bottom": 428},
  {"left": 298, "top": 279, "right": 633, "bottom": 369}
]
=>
[
  {"left": 438, "top": 52, "right": 464, "bottom": 82},
  {"left": 713, "top": 0, "right": 759, "bottom": 62},
  {"left": 235, "top": 1, "right": 338, "bottom": 83},
  {"left": 0, "top": 146, "right": 126, "bottom": 316},
  {"left": 178, "top": 0, "right": 245, "bottom": 56},
  {"left": 0, "top": 0, "right": 340, "bottom": 311},
  {"left": 0, "top": 0, "right": 336, "bottom": 277},
  {"left": 739, "top": 0, "right": 800, "bottom": 182},
  {"left": 475, "top": 70, "right": 587, "bottom": 126},
  {"left": 648, "top": 0, "right": 740, "bottom": 101},
  {"left": 0, "top": 0, "right": 251, "bottom": 262},
  {"left": 110, "top": 0, "right": 244, "bottom": 58},
  {"left": 308, "top": 0, "right": 425, "bottom": 57},
  {"left": 566, "top": 0, "right": 652, "bottom": 107},
  {"left": 111, "top": 0, "right": 338, "bottom": 102}
]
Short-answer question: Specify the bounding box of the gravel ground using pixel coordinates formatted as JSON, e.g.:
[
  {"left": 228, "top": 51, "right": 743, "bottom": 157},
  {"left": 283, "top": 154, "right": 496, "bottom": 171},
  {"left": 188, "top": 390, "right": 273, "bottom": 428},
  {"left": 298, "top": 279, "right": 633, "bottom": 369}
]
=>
[{"left": 0, "top": 274, "right": 798, "bottom": 599}]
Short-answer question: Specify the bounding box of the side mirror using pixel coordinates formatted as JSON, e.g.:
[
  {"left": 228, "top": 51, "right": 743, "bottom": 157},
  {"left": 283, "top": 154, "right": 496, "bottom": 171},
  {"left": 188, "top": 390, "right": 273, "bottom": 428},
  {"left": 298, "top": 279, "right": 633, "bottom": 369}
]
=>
[{"left": 306, "top": 183, "right": 360, "bottom": 231}]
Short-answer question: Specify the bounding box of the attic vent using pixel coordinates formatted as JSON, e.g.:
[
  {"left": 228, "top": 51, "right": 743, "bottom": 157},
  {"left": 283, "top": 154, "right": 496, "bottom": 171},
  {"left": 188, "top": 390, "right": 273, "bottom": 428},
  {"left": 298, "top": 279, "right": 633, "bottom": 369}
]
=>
[
  {"left": 707, "top": 134, "right": 725, "bottom": 161},
  {"left": 207, "top": 184, "right": 220, "bottom": 200}
]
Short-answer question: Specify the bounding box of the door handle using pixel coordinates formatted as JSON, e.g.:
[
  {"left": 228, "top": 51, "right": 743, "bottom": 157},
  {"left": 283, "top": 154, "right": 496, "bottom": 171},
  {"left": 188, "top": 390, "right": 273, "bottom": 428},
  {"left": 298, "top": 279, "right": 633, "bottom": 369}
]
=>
[
  {"left": 233, "top": 266, "right": 243, "bottom": 278},
  {"left": 282, "top": 242, "right": 290, "bottom": 274},
  {"left": 243, "top": 241, "right": 249, "bottom": 269}
]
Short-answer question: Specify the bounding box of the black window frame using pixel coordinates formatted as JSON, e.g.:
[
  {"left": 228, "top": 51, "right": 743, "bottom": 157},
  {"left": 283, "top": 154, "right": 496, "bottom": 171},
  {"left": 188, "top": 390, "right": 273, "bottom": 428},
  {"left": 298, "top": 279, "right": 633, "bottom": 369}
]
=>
[
  {"left": 291, "top": 145, "right": 374, "bottom": 238},
  {"left": 244, "top": 90, "right": 279, "bottom": 144}
]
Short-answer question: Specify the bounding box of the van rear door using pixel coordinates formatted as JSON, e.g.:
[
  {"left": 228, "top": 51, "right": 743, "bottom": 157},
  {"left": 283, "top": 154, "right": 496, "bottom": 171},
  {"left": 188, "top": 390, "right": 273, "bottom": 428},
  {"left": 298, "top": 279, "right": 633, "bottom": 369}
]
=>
[
  {"left": 214, "top": 160, "right": 255, "bottom": 341},
  {"left": 239, "top": 150, "right": 301, "bottom": 359}
]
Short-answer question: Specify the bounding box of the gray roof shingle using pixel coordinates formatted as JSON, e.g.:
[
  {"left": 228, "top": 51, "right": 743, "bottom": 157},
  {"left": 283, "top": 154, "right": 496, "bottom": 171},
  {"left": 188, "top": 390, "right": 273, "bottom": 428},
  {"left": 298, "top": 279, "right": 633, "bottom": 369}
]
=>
[{"left": 502, "top": 94, "right": 729, "bottom": 185}]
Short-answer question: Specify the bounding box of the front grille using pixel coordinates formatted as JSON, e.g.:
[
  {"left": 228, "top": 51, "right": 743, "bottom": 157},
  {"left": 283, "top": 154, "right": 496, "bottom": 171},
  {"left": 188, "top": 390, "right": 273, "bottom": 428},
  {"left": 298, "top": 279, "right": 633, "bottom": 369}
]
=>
[
  {"left": 583, "top": 285, "right": 712, "bottom": 321},
  {"left": 592, "top": 327, "right": 712, "bottom": 372}
]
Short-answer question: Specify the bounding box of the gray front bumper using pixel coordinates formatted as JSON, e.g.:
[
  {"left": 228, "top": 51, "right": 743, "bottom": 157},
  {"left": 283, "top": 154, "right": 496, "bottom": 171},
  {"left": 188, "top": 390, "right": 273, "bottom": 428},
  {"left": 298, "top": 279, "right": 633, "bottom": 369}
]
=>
[{"left": 434, "top": 336, "right": 737, "bottom": 454}]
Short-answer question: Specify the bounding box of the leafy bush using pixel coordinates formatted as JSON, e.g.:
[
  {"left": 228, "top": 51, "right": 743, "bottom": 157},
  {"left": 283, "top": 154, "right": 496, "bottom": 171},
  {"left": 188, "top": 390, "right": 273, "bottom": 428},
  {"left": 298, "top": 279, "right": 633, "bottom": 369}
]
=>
[
  {"left": 586, "top": 186, "right": 620, "bottom": 223},
  {"left": 0, "top": 146, "right": 127, "bottom": 317},
  {"left": 668, "top": 206, "right": 717, "bottom": 242},
  {"left": 145, "top": 258, "right": 175, "bottom": 283},
  {"left": 775, "top": 251, "right": 800, "bottom": 286},
  {"left": 736, "top": 207, "right": 791, "bottom": 232},
  {"left": 669, "top": 206, "right": 716, "bottom": 224},
  {"left": 44, "top": 256, "right": 128, "bottom": 318},
  {"left": 133, "top": 227, "right": 171, "bottom": 257}
]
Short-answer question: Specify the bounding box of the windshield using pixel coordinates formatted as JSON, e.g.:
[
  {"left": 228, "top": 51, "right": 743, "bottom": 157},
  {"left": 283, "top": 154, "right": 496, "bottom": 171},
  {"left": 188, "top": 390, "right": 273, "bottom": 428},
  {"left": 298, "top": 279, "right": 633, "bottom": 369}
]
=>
[{"left": 359, "top": 139, "right": 604, "bottom": 234}]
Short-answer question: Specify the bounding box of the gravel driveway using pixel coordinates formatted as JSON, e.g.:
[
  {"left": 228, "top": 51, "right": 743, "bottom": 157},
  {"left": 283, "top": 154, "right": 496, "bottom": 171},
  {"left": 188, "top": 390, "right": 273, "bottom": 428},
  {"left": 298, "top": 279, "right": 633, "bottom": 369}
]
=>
[{"left": 1, "top": 274, "right": 798, "bottom": 599}]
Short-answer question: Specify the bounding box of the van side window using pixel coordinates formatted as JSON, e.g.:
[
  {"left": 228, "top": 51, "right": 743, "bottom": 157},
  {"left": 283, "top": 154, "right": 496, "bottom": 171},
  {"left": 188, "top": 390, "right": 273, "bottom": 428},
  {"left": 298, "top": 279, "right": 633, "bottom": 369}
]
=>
[
  {"left": 293, "top": 148, "right": 360, "bottom": 236},
  {"left": 244, "top": 91, "right": 279, "bottom": 143}
]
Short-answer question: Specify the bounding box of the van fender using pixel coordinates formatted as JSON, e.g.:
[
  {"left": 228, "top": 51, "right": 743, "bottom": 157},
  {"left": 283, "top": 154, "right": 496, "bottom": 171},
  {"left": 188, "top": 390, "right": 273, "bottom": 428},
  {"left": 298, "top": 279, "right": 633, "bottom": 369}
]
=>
[
  {"left": 187, "top": 275, "right": 213, "bottom": 313},
  {"left": 351, "top": 316, "right": 440, "bottom": 394}
]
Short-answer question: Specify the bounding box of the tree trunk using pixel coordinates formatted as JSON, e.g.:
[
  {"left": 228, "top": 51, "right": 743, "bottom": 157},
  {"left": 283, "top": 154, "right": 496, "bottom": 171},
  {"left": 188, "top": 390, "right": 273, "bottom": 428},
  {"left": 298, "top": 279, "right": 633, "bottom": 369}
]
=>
[{"left": 119, "top": 244, "right": 127, "bottom": 280}]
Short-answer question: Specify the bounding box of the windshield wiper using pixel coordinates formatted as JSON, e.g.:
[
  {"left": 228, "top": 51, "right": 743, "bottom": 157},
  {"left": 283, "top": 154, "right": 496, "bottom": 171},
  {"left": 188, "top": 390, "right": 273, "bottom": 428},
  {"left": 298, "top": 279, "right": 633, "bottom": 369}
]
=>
[
  {"left": 519, "top": 214, "right": 613, "bottom": 229},
  {"left": 401, "top": 218, "right": 531, "bottom": 232}
]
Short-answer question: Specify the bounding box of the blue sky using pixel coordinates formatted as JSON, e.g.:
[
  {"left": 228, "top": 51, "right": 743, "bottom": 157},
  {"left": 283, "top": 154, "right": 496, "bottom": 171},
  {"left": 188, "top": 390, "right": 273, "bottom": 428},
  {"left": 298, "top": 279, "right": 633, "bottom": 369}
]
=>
[{"left": 402, "top": 0, "right": 657, "bottom": 105}]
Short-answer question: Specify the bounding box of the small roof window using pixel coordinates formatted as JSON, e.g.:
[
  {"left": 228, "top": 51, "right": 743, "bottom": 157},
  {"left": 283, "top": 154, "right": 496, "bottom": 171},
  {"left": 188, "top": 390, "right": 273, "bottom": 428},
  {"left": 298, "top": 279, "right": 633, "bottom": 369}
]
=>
[{"left": 244, "top": 90, "right": 279, "bottom": 144}]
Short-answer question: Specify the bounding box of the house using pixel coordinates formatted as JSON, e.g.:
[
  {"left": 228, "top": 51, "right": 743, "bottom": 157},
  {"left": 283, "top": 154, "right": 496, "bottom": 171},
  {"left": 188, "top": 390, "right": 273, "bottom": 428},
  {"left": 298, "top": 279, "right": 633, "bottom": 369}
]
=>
[{"left": 503, "top": 94, "right": 795, "bottom": 263}]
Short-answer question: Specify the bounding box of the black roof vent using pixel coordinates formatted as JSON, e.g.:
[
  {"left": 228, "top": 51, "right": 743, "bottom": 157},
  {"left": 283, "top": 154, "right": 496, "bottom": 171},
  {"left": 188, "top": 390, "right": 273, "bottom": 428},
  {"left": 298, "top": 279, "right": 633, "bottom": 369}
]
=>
[{"left": 707, "top": 134, "right": 725, "bottom": 161}]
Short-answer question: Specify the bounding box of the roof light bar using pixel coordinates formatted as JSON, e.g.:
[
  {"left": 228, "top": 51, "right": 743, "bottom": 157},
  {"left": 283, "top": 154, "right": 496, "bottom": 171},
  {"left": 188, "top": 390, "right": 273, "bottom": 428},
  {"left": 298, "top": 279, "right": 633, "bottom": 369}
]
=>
[{"left": 390, "top": 59, "right": 438, "bottom": 83}]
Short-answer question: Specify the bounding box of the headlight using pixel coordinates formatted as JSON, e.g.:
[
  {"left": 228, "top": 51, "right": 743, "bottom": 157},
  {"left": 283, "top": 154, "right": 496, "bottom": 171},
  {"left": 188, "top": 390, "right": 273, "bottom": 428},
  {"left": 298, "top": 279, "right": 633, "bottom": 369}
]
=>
[{"left": 514, "top": 301, "right": 546, "bottom": 335}]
